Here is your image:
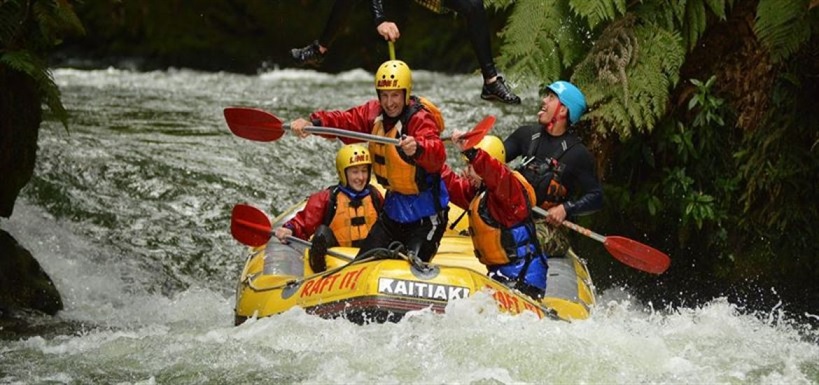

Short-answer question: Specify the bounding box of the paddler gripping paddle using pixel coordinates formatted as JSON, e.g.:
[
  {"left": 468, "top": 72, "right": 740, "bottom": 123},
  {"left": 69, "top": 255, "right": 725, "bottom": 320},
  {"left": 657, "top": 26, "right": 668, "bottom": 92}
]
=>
[
  {"left": 230, "top": 203, "right": 353, "bottom": 262},
  {"left": 223, "top": 107, "right": 495, "bottom": 149},
  {"left": 532, "top": 206, "right": 671, "bottom": 275}
]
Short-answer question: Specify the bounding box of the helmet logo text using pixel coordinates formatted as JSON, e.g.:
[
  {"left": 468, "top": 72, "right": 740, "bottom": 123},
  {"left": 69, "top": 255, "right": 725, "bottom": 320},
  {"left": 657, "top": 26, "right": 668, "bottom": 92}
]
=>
[
  {"left": 377, "top": 79, "right": 399, "bottom": 88},
  {"left": 350, "top": 154, "right": 370, "bottom": 163}
]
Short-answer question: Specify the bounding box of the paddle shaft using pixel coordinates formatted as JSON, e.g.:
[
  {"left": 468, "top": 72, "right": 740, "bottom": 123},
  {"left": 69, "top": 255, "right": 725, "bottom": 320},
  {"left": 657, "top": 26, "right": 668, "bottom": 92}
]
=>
[
  {"left": 284, "top": 124, "right": 401, "bottom": 145},
  {"left": 532, "top": 206, "right": 606, "bottom": 243}
]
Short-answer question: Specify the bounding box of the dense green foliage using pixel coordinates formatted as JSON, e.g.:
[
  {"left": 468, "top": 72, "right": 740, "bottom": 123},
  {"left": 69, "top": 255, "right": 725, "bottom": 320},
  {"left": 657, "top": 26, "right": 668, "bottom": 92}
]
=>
[{"left": 489, "top": 0, "right": 819, "bottom": 309}]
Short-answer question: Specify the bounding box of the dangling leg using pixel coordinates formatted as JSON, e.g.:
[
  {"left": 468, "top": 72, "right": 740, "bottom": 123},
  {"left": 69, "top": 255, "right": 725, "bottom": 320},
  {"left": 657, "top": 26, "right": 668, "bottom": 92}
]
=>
[
  {"left": 444, "top": 0, "right": 520, "bottom": 104},
  {"left": 291, "top": 0, "right": 359, "bottom": 67}
]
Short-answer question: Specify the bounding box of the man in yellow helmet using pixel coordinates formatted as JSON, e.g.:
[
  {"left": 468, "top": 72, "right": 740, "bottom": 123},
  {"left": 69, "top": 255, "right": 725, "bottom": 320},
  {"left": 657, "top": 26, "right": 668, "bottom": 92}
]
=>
[
  {"left": 274, "top": 144, "right": 383, "bottom": 272},
  {"left": 289, "top": 60, "right": 449, "bottom": 263},
  {"left": 440, "top": 134, "right": 548, "bottom": 299}
]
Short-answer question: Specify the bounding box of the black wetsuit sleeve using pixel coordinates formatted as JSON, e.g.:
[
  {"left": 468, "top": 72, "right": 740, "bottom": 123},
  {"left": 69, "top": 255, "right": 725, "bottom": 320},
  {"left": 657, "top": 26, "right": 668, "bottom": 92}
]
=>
[
  {"left": 370, "top": 0, "right": 387, "bottom": 26},
  {"left": 562, "top": 145, "right": 603, "bottom": 217}
]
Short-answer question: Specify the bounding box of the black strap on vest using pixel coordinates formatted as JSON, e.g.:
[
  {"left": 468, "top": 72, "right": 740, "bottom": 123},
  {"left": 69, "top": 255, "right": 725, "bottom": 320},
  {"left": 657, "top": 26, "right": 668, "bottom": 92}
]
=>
[
  {"left": 322, "top": 185, "right": 382, "bottom": 226},
  {"left": 525, "top": 130, "right": 582, "bottom": 162}
]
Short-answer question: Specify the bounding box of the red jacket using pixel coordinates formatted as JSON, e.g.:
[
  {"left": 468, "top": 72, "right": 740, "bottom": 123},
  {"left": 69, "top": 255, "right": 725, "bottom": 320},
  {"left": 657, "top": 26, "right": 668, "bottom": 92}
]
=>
[
  {"left": 441, "top": 150, "right": 531, "bottom": 228},
  {"left": 283, "top": 186, "right": 384, "bottom": 240},
  {"left": 309, "top": 99, "right": 446, "bottom": 174}
]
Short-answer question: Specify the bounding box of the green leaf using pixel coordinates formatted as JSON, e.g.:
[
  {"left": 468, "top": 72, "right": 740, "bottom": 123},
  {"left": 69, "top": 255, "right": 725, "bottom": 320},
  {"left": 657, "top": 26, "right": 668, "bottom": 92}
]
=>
[{"left": 754, "top": 0, "right": 811, "bottom": 62}]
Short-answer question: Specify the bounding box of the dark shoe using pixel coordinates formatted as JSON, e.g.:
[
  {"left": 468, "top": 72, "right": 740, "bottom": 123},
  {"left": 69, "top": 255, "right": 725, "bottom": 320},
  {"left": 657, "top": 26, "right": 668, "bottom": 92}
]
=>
[
  {"left": 481, "top": 76, "right": 521, "bottom": 104},
  {"left": 290, "top": 40, "right": 325, "bottom": 67}
]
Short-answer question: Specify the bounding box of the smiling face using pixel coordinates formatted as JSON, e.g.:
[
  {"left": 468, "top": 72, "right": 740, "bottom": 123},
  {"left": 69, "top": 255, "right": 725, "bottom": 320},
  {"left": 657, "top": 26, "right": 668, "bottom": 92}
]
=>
[
  {"left": 537, "top": 90, "right": 568, "bottom": 134},
  {"left": 378, "top": 89, "right": 406, "bottom": 118},
  {"left": 344, "top": 164, "right": 370, "bottom": 192}
]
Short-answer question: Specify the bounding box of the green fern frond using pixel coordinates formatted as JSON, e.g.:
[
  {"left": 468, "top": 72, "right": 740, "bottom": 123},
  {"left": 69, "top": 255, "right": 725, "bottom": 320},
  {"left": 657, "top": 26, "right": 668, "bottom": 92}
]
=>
[
  {"left": 1, "top": 50, "right": 69, "bottom": 130},
  {"left": 681, "top": 0, "right": 708, "bottom": 51},
  {"left": 754, "top": 0, "right": 812, "bottom": 62},
  {"left": 496, "top": 0, "right": 589, "bottom": 86},
  {"left": 28, "top": 0, "right": 84, "bottom": 48},
  {"left": 574, "top": 17, "right": 685, "bottom": 139},
  {"left": 568, "top": 0, "right": 627, "bottom": 29},
  {"left": 637, "top": 0, "right": 733, "bottom": 52},
  {"left": 484, "top": 0, "right": 514, "bottom": 12}
]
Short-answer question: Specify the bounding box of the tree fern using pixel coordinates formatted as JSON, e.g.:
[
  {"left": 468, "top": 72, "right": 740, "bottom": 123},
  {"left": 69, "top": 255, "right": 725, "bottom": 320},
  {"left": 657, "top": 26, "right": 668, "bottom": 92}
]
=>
[
  {"left": 495, "top": 0, "right": 589, "bottom": 85},
  {"left": 568, "top": 0, "right": 627, "bottom": 30},
  {"left": 754, "top": 0, "right": 813, "bottom": 62},
  {"left": 574, "top": 16, "right": 685, "bottom": 138}
]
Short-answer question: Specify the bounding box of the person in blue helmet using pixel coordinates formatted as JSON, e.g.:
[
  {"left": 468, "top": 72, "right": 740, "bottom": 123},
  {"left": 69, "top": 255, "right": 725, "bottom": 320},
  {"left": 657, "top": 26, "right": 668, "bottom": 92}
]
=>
[{"left": 503, "top": 80, "right": 603, "bottom": 257}]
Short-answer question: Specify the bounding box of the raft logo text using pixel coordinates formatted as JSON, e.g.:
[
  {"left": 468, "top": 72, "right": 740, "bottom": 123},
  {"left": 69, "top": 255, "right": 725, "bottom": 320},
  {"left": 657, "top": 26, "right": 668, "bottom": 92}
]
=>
[{"left": 378, "top": 278, "right": 470, "bottom": 301}]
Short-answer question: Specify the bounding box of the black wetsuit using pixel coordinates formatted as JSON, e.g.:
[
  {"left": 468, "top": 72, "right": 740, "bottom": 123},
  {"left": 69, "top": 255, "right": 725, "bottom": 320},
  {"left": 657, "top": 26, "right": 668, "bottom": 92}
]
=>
[
  {"left": 504, "top": 124, "right": 603, "bottom": 217},
  {"left": 319, "top": 0, "right": 498, "bottom": 80}
]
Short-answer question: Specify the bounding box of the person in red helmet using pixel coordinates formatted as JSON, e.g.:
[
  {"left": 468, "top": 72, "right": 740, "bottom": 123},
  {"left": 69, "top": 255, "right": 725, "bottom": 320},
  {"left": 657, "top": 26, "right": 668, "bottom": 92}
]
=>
[
  {"left": 442, "top": 135, "right": 548, "bottom": 299},
  {"left": 274, "top": 144, "right": 383, "bottom": 273},
  {"left": 289, "top": 0, "right": 520, "bottom": 104},
  {"left": 504, "top": 80, "right": 603, "bottom": 257}
]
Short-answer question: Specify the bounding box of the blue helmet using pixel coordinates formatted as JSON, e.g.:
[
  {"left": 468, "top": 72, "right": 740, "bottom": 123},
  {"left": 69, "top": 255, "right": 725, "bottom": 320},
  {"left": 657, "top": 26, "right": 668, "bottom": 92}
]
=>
[{"left": 546, "top": 81, "right": 587, "bottom": 125}]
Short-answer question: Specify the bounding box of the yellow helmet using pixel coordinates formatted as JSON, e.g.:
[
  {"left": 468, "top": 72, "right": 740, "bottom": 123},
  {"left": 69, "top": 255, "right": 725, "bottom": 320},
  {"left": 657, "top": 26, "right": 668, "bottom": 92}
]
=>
[
  {"left": 336, "top": 144, "right": 372, "bottom": 186},
  {"left": 375, "top": 60, "right": 412, "bottom": 104},
  {"left": 475, "top": 135, "right": 506, "bottom": 163}
]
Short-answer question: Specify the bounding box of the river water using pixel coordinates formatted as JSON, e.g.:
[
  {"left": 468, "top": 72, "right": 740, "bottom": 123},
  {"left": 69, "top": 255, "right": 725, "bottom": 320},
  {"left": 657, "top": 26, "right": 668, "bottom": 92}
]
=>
[{"left": 1, "top": 67, "right": 817, "bottom": 384}]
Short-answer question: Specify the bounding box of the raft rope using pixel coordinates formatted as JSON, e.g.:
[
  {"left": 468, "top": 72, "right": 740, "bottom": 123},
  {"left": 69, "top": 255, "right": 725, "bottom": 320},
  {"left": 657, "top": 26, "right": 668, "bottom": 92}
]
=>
[{"left": 247, "top": 242, "right": 422, "bottom": 292}]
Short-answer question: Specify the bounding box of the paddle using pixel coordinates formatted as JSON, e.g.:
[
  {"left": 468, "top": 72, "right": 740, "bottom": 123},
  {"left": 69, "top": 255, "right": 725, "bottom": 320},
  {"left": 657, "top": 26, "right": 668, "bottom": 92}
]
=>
[
  {"left": 388, "top": 41, "right": 396, "bottom": 60},
  {"left": 230, "top": 203, "right": 353, "bottom": 261},
  {"left": 532, "top": 207, "right": 671, "bottom": 275},
  {"left": 442, "top": 115, "right": 495, "bottom": 149},
  {"left": 224, "top": 107, "right": 399, "bottom": 145},
  {"left": 231, "top": 203, "right": 272, "bottom": 247},
  {"left": 224, "top": 107, "right": 495, "bottom": 149}
]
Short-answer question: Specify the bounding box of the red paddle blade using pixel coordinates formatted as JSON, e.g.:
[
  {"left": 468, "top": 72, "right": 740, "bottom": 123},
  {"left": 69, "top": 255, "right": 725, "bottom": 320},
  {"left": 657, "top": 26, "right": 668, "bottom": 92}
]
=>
[
  {"left": 230, "top": 204, "right": 273, "bottom": 247},
  {"left": 460, "top": 115, "right": 496, "bottom": 148},
  {"left": 223, "top": 107, "right": 285, "bottom": 142},
  {"left": 603, "top": 236, "right": 671, "bottom": 275}
]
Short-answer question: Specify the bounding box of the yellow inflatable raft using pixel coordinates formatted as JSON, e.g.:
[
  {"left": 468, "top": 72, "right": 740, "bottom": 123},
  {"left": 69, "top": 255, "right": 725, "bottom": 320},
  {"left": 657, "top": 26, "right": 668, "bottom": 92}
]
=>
[{"left": 231, "top": 200, "right": 596, "bottom": 325}]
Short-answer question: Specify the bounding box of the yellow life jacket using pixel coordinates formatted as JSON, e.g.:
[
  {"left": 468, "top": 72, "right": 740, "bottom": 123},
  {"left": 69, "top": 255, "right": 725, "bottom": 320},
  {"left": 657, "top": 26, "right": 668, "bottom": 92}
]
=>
[
  {"left": 324, "top": 186, "right": 381, "bottom": 247},
  {"left": 369, "top": 117, "right": 427, "bottom": 195},
  {"left": 467, "top": 172, "right": 540, "bottom": 266}
]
